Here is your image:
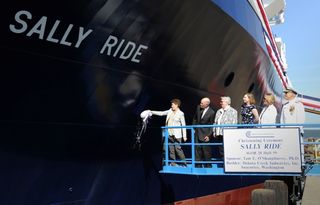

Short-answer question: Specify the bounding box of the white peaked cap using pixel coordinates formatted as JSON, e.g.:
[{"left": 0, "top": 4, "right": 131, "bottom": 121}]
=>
[{"left": 284, "top": 86, "right": 298, "bottom": 94}]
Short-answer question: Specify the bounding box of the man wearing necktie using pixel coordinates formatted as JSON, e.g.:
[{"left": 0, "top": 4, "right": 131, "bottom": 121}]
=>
[{"left": 192, "top": 97, "right": 215, "bottom": 168}]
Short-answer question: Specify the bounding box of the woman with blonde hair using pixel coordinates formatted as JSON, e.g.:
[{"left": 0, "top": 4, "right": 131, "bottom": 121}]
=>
[
  {"left": 240, "top": 93, "right": 259, "bottom": 124},
  {"left": 259, "top": 93, "right": 278, "bottom": 124}
]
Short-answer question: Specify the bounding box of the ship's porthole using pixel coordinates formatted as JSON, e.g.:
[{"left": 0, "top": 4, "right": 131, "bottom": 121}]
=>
[
  {"left": 248, "top": 83, "right": 255, "bottom": 93},
  {"left": 224, "top": 72, "right": 234, "bottom": 87}
]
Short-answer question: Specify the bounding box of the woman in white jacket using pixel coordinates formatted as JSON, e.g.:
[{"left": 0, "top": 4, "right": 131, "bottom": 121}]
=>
[
  {"left": 150, "top": 99, "right": 187, "bottom": 167},
  {"left": 259, "top": 93, "right": 278, "bottom": 125}
]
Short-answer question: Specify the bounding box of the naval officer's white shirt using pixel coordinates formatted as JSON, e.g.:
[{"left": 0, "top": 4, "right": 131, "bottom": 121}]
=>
[{"left": 280, "top": 97, "right": 305, "bottom": 133}]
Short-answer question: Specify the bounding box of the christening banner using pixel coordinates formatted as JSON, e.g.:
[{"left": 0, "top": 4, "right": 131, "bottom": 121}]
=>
[{"left": 224, "top": 127, "right": 302, "bottom": 173}]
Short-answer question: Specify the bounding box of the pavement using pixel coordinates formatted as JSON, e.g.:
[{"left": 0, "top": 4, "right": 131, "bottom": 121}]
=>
[{"left": 301, "top": 176, "right": 320, "bottom": 205}]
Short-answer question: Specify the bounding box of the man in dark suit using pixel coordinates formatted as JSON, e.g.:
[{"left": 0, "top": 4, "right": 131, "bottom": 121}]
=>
[{"left": 192, "top": 97, "right": 215, "bottom": 168}]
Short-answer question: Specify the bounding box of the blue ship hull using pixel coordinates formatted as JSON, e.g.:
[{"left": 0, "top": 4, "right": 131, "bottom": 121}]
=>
[{"left": 0, "top": 0, "right": 284, "bottom": 204}]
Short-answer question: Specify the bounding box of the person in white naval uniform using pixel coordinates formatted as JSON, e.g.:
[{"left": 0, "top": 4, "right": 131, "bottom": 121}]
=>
[
  {"left": 280, "top": 87, "right": 305, "bottom": 131},
  {"left": 280, "top": 87, "right": 306, "bottom": 205}
]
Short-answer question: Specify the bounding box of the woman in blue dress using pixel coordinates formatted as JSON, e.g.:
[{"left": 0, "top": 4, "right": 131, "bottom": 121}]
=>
[{"left": 240, "top": 93, "right": 259, "bottom": 124}]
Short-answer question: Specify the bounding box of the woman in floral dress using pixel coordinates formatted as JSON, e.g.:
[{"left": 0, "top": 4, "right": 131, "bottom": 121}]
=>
[{"left": 240, "top": 93, "right": 259, "bottom": 124}]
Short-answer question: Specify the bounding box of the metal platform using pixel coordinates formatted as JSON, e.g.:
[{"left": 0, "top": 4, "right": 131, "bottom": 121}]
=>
[{"left": 160, "top": 123, "right": 320, "bottom": 177}]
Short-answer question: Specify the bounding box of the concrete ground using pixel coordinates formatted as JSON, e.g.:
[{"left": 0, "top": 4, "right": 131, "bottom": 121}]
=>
[{"left": 301, "top": 176, "right": 320, "bottom": 205}]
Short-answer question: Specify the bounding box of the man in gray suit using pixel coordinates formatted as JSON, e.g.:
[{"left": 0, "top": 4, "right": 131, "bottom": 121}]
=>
[{"left": 192, "top": 97, "right": 215, "bottom": 168}]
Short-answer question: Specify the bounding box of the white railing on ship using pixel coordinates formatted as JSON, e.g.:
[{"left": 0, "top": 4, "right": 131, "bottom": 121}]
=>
[{"left": 160, "top": 123, "right": 320, "bottom": 176}]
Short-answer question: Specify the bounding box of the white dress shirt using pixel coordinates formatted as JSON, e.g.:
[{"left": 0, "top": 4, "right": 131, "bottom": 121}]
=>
[
  {"left": 201, "top": 107, "right": 209, "bottom": 118},
  {"left": 280, "top": 98, "right": 305, "bottom": 124},
  {"left": 280, "top": 98, "right": 305, "bottom": 133}
]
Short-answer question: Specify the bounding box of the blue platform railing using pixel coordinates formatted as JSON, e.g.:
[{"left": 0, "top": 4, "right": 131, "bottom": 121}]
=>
[{"left": 160, "top": 123, "right": 320, "bottom": 176}]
